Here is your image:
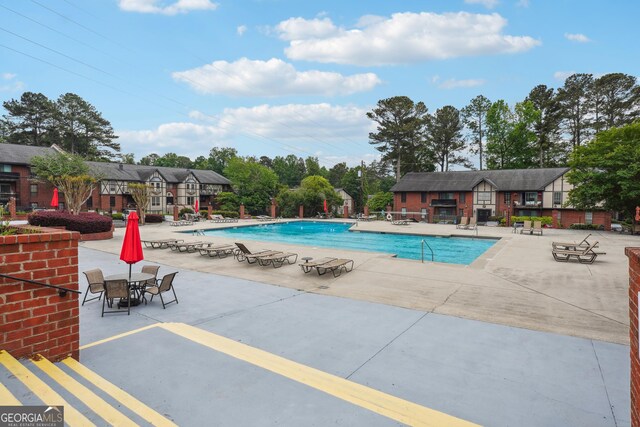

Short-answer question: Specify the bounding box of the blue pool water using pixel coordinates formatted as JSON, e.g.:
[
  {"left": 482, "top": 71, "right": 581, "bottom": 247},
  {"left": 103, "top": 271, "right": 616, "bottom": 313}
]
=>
[{"left": 200, "top": 221, "right": 497, "bottom": 265}]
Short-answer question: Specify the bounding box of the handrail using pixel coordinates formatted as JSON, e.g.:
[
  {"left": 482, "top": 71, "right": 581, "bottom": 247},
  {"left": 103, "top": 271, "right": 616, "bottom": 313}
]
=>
[
  {"left": 0, "top": 273, "right": 81, "bottom": 297},
  {"left": 421, "top": 239, "right": 434, "bottom": 263},
  {"left": 193, "top": 229, "right": 205, "bottom": 236}
]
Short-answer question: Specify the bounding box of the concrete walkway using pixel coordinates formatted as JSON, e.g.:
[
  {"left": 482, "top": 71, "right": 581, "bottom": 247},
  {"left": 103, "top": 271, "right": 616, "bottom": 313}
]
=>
[{"left": 77, "top": 221, "right": 633, "bottom": 425}]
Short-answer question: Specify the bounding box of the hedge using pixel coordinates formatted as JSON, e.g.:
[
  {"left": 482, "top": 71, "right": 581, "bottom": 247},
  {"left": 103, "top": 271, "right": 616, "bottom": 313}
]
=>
[
  {"left": 29, "top": 211, "right": 113, "bottom": 234},
  {"left": 510, "top": 215, "right": 553, "bottom": 226},
  {"left": 569, "top": 223, "right": 604, "bottom": 230},
  {"left": 145, "top": 214, "right": 164, "bottom": 223},
  {"left": 212, "top": 210, "right": 239, "bottom": 218},
  {"left": 111, "top": 213, "right": 124, "bottom": 220}
]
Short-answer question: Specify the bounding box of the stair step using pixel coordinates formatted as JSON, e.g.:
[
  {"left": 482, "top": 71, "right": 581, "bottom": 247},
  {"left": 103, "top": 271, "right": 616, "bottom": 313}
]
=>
[
  {"left": 30, "top": 355, "right": 138, "bottom": 427},
  {"left": 0, "top": 382, "right": 20, "bottom": 405},
  {"left": 0, "top": 350, "right": 95, "bottom": 427}
]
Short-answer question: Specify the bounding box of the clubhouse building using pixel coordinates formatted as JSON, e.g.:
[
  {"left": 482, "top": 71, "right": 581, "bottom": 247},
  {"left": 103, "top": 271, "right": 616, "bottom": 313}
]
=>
[
  {"left": 390, "top": 168, "right": 612, "bottom": 230},
  {"left": 0, "top": 143, "right": 232, "bottom": 214}
]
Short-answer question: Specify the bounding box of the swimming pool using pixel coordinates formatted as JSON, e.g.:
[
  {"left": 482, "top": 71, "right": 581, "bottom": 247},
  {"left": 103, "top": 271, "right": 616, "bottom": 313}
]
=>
[{"left": 200, "top": 221, "right": 497, "bottom": 265}]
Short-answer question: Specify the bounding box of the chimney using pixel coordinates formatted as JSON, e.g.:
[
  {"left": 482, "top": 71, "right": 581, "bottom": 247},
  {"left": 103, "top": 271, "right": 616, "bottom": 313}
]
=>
[{"left": 119, "top": 163, "right": 124, "bottom": 170}]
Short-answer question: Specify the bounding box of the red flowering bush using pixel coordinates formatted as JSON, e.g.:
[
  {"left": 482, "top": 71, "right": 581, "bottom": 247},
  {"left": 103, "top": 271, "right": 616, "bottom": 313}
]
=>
[{"left": 28, "top": 211, "right": 112, "bottom": 234}]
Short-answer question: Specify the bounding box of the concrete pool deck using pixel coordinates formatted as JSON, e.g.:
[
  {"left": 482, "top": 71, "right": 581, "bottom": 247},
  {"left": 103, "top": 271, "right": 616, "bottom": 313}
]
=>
[{"left": 82, "top": 218, "right": 635, "bottom": 345}]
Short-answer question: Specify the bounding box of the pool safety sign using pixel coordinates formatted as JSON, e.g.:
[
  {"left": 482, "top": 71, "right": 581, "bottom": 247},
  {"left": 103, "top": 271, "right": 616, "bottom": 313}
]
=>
[{"left": 0, "top": 406, "right": 63, "bottom": 427}]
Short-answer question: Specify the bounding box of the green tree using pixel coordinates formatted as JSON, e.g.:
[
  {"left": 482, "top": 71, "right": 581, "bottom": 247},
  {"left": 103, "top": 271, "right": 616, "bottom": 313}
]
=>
[
  {"left": 207, "top": 147, "right": 238, "bottom": 174},
  {"left": 304, "top": 156, "right": 327, "bottom": 178},
  {"left": 558, "top": 73, "right": 593, "bottom": 150},
  {"left": 214, "top": 191, "right": 240, "bottom": 211},
  {"left": 367, "top": 96, "right": 432, "bottom": 181},
  {"left": 328, "top": 162, "right": 349, "bottom": 187},
  {"left": 367, "top": 191, "right": 393, "bottom": 211},
  {"left": 567, "top": 121, "right": 640, "bottom": 226},
  {"left": 591, "top": 73, "right": 640, "bottom": 132},
  {"left": 526, "top": 85, "right": 564, "bottom": 167},
  {"left": 30, "top": 152, "right": 96, "bottom": 215},
  {"left": 154, "top": 153, "right": 193, "bottom": 168},
  {"left": 2, "top": 92, "right": 56, "bottom": 146},
  {"left": 138, "top": 153, "right": 159, "bottom": 165},
  {"left": 485, "top": 100, "right": 538, "bottom": 169},
  {"left": 280, "top": 175, "right": 341, "bottom": 217},
  {"left": 426, "top": 105, "right": 471, "bottom": 171},
  {"left": 120, "top": 153, "right": 135, "bottom": 164},
  {"left": 127, "top": 183, "right": 151, "bottom": 225},
  {"left": 272, "top": 154, "right": 305, "bottom": 187},
  {"left": 461, "top": 95, "right": 492, "bottom": 170},
  {"left": 224, "top": 157, "right": 279, "bottom": 214}
]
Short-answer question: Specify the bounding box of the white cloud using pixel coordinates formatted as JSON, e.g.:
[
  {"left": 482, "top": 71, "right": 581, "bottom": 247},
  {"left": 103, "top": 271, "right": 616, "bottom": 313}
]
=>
[
  {"left": 0, "top": 73, "right": 24, "bottom": 92},
  {"left": 275, "top": 12, "right": 540, "bottom": 66},
  {"left": 118, "top": 103, "right": 374, "bottom": 164},
  {"left": 565, "top": 33, "right": 590, "bottom": 43},
  {"left": 172, "top": 58, "right": 381, "bottom": 96},
  {"left": 464, "top": 0, "right": 499, "bottom": 9},
  {"left": 438, "top": 78, "right": 486, "bottom": 89},
  {"left": 236, "top": 25, "right": 247, "bottom": 36},
  {"left": 516, "top": 0, "right": 530, "bottom": 7},
  {"left": 118, "top": 0, "right": 217, "bottom": 15},
  {"left": 553, "top": 71, "right": 575, "bottom": 81}
]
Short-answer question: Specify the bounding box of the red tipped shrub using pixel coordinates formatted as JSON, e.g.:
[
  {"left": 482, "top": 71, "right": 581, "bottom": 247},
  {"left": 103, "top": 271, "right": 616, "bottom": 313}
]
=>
[
  {"left": 28, "top": 211, "right": 113, "bottom": 234},
  {"left": 145, "top": 214, "right": 163, "bottom": 223}
]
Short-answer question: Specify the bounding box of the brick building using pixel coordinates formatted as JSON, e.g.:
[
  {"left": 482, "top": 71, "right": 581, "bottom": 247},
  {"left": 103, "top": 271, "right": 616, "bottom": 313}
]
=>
[
  {"left": 390, "top": 167, "right": 612, "bottom": 230},
  {"left": 0, "top": 143, "right": 232, "bottom": 214}
]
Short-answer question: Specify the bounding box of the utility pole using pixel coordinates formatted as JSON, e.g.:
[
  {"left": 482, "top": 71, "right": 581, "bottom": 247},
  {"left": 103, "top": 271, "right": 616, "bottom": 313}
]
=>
[{"left": 360, "top": 160, "right": 367, "bottom": 213}]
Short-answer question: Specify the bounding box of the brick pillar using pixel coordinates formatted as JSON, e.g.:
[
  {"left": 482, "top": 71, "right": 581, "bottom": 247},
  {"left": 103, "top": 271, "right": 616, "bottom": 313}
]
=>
[
  {"left": 8, "top": 197, "right": 16, "bottom": 218},
  {"left": 364, "top": 205, "right": 369, "bottom": 217},
  {"left": 270, "top": 199, "right": 277, "bottom": 218},
  {"left": 0, "top": 227, "right": 80, "bottom": 361},
  {"left": 240, "top": 204, "right": 245, "bottom": 219},
  {"left": 173, "top": 205, "right": 179, "bottom": 221},
  {"left": 299, "top": 205, "right": 304, "bottom": 219},
  {"left": 207, "top": 205, "right": 212, "bottom": 220},
  {"left": 343, "top": 205, "right": 349, "bottom": 219},
  {"left": 552, "top": 209, "right": 560, "bottom": 229},
  {"left": 627, "top": 247, "right": 640, "bottom": 427}
]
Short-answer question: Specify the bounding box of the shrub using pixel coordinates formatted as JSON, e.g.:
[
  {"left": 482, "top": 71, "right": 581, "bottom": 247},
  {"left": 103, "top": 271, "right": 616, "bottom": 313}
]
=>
[
  {"left": 511, "top": 215, "right": 553, "bottom": 226},
  {"left": 488, "top": 216, "right": 504, "bottom": 222},
  {"left": 569, "top": 223, "right": 603, "bottom": 230},
  {"left": 145, "top": 214, "right": 163, "bottom": 223},
  {"left": 179, "top": 207, "right": 194, "bottom": 218},
  {"left": 212, "top": 210, "right": 239, "bottom": 218},
  {"left": 111, "top": 213, "right": 124, "bottom": 220},
  {"left": 29, "top": 211, "right": 112, "bottom": 234}
]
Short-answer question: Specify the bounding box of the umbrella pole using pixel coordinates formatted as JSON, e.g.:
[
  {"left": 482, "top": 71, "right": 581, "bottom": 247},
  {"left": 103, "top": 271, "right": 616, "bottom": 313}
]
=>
[{"left": 128, "top": 263, "right": 132, "bottom": 280}]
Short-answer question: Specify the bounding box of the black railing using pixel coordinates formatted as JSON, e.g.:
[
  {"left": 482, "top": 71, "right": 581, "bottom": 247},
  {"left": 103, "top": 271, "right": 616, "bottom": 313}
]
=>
[
  {"left": 430, "top": 199, "right": 457, "bottom": 207},
  {"left": 0, "top": 273, "right": 81, "bottom": 297}
]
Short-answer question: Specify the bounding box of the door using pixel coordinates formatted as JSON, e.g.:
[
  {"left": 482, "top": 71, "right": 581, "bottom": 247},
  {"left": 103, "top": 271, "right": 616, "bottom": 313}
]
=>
[{"left": 477, "top": 209, "right": 491, "bottom": 223}]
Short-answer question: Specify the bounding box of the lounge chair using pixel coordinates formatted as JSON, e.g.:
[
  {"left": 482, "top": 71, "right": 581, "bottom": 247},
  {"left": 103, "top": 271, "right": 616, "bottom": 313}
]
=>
[
  {"left": 456, "top": 217, "right": 469, "bottom": 229},
  {"left": 234, "top": 242, "right": 282, "bottom": 264},
  {"left": 391, "top": 219, "right": 409, "bottom": 226},
  {"left": 257, "top": 252, "right": 298, "bottom": 268},
  {"left": 531, "top": 221, "right": 543, "bottom": 236},
  {"left": 312, "top": 258, "right": 354, "bottom": 277},
  {"left": 210, "top": 214, "right": 238, "bottom": 223},
  {"left": 168, "top": 241, "right": 210, "bottom": 253},
  {"left": 466, "top": 217, "right": 477, "bottom": 230},
  {"left": 256, "top": 215, "right": 275, "bottom": 222},
  {"left": 552, "top": 243, "right": 600, "bottom": 264},
  {"left": 520, "top": 220, "right": 532, "bottom": 234},
  {"left": 299, "top": 257, "right": 337, "bottom": 273},
  {"left": 198, "top": 244, "right": 236, "bottom": 258},
  {"left": 552, "top": 234, "right": 592, "bottom": 250},
  {"left": 169, "top": 220, "right": 193, "bottom": 226},
  {"left": 142, "top": 238, "right": 183, "bottom": 249}
]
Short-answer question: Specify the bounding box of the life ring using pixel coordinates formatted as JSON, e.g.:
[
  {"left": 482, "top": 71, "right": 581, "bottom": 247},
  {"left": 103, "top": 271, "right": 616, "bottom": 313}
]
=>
[{"left": 386, "top": 213, "right": 393, "bottom": 221}]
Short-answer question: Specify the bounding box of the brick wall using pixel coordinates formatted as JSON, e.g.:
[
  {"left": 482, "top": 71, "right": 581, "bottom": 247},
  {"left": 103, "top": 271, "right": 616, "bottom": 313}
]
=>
[
  {"left": 0, "top": 227, "right": 80, "bottom": 361},
  {"left": 628, "top": 248, "right": 640, "bottom": 427}
]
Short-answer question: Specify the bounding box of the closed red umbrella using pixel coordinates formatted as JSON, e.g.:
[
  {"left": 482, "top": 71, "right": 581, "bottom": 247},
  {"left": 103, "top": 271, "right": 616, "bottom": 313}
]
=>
[
  {"left": 120, "top": 211, "right": 144, "bottom": 279},
  {"left": 323, "top": 199, "right": 328, "bottom": 213},
  {"left": 50, "top": 188, "right": 59, "bottom": 208},
  {"left": 194, "top": 199, "right": 199, "bottom": 215}
]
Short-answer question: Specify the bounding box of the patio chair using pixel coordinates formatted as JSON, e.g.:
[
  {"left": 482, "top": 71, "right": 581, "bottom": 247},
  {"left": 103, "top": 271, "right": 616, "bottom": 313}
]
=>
[
  {"left": 82, "top": 269, "right": 105, "bottom": 306},
  {"left": 102, "top": 279, "right": 130, "bottom": 316},
  {"left": 144, "top": 272, "right": 179, "bottom": 309},
  {"left": 520, "top": 220, "right": 532, "bottom": 234},
  {"left": 531, "top": 221, "right": 543, "bottom": 236},
  {"left": 456, "top": 217, "right": 469, "bottom": 229},
  {"left": 257, "top": 252, "right": 298, "bottom": 268},
  {"left": 299, "top": 257, "right": 337, "bottom": 273},
  {"left": 391, "top": 219, "right": 409, "bottom": 226},
  {"left": 466, "top": 217, "right": 477, "bottom": 230},
  {"left": 141, "top": 265, "right": 160, "bottom": 287},
  {"left": 168, "top": 241, "right": 210, "bottom": 253},
  {"left": 233, "top": 242, "right": 282, "bottom": 264},
  {"left": 552, "top": 234, "right": 592, "bottom": 250}
]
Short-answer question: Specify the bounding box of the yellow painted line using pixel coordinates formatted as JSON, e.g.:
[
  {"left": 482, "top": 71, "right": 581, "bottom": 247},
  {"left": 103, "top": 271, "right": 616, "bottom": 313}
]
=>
[
  {"left": 62, "top": 357, "right": 178, "bottom": 427},
  {"left": 31, "top": 355, "right": 137, "bottom": 427},
  {"left": 161, "top": 323, "right": 480, "bottom": 427},
  {"left": 0, "top": 351, "right": 95, "bottom": 427},
  {"left": 0, "top": 382, "right": 21, "bottom": 405},
  {"left": 80, "top": 323, "right": 161, "bottom": 350}
]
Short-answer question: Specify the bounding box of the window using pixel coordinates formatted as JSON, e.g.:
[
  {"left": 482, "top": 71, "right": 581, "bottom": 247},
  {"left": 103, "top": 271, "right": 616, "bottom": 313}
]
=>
[
  {"left": 109, "top": 182, "right": 116, "bottom": 193},
  {"left": 30, "top": 184, "right": 38, "bottom": 195},
  {"left": 440, "top": 192, "right": 454, "bottom": 200},
  {"left": 477, "top": 191, "right": 491, "bottom": 202},
  {"left": 152, "top": 196, "right": 161, "bottom": 207},
  {"left": 0, "top": 164, "right": 10, "bottom": 172},
  {"left": 0, "top": 183, "right": 10, "bottom": 194},
  {"left": 585, "top": 211, "right": 593, "bottom": 225},
  {"left": 421, "top": 208, "right": 427, "bottom": 219},
  {"left": 525, "top": 192, "right": 537, "bottom": 205},
  {"left": 459, "top": 192, "right": 465, "bottom": 203},
  {"left": 401, "top": 207, "right": 407, "bottom": 217},
  {"left": 86, "top": 197, "right": 93, "bottom": 208},
  {"left": 187, "top": 196, "right": 195, "bottom": 206},
  {"left": 110, "top": 196, "right": 116, "bottom": 207},
  {"left": 553, "top": 191, "right": 562, "bottom": 205},
  {"left": 504, "top": 192, "right": 511, "bottom": 204},
  {"left": 166, "top": 192, "right": 174, "bottom": 205},
  {"left": 400, "top": 192, "right": 406, "bottom": 203},
  {"left": 420, "top": 192, "right": 427, "bottom": 203}
]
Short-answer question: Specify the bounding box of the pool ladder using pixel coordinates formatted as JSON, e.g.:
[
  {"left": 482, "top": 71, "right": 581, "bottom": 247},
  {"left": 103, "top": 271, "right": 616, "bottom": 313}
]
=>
[
  {"left": 421, "top": 239, "right": 434, "bottom": 263},
  {"left": 193, "top": 229, "right": 205, "bottom": 236}
]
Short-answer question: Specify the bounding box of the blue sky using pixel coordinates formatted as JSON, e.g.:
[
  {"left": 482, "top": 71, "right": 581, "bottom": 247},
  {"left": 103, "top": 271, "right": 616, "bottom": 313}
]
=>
[{"left": 1, "top": 0, "right": 638, "bottom": 168}]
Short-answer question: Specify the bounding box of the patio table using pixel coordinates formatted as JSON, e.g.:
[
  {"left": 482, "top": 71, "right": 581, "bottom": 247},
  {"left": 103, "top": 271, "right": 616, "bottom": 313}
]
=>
[{"left": 105, "top": 272, "right": 155, "bottom": 307}]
